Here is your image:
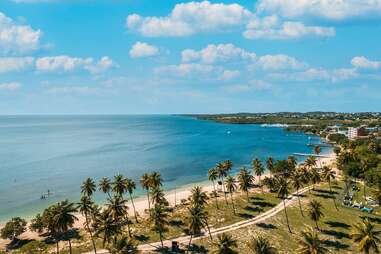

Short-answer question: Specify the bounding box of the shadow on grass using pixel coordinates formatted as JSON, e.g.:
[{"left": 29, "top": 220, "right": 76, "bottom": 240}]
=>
[
  {"left": 332, "top": 185, "right": 342, "bottom": 190},
  {"left": 251, "top": 201, "right": 276, "bottom": 208},
  {"left": 134, "top": 234, "right": 150, "bottom": 242},
  {"left": 188, "top": 244, "right": 208, "bottom": 254},
  {"left": 244, "top": 205, "right": 264, "bottom": 213},
  {"left": 322, "top": 239, "right": 349, "bottom": 250},
  {"left": 170, "top": 219, "right": 185, "bottom": 227},
  {"left": 325, "top": 221, "right": 351, "bottom": 229},
  {"left": 238, "top": 212, "right": 255, "bottom": 219},
  {"left": 5, "top": 239, "right": 34, "bottom": 250},
  {"left": 322, "top": 229, "right": 350, "bottom": 239},
  {"left": 360, "top": 216, "right": 381, "bottom": 224},
  {"left": 314, "top": 189, "right": 338, "bottom": 195},
  {"left": 250, "top": 196, "right": 264, "bottom": 201},
  {"left": 313, "top": 193, "right": 333, "bottom": 199},
  {"left": 256, "top": 223, "right": 277, "bottom": 230}
]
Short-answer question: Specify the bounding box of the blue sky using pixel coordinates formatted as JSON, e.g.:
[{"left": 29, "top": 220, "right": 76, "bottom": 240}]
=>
[{"left": 0, "top": 0, "right": 380, "bottom": 114}]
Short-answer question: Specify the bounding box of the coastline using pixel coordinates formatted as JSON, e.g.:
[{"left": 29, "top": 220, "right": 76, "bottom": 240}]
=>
[{"left": 0, "top": 150, "right": 336, "bottom": 250}]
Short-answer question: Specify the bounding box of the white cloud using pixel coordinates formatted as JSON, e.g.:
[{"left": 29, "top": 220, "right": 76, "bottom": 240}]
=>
[
  {"left": 243, "top": 15, "right": 335, "bottom": 40},
  {"left": 351, "top": 56, "right": 381, "bottom": 69},
  {"left": 126, "top": 1, "right": 251, "bottom": 37},
  {"left": 0, "top": 57, "right": 34, "bottom": 73},
  {"left": 220, "top": 70, "right": 240, "bottom": 80},
  {"left": 256, "top": 0, "right": 381, "bottom": 20},
  {"left": 181, "top": 43, "right": 256, "bottom": 64},
  {"left": 0, "top": 82, "right": 21, "bottom": 90},
  {"left": 36, "top": 55, "right": 115, "bottom": 73},
  {"left": 254, "top": 54, "right": 307, "bottom": 70},
  {"left": 129, "top": 42, "right": 159, "bottom": 58},
  {"left": 0, "top": 12, "right": 42, "bottom": 54},
  {"left": 154, "top": 63, "right": 222, "bottom": 78},
  {"left": 46, "top": 86, "right": 99, "bottom": 95}
]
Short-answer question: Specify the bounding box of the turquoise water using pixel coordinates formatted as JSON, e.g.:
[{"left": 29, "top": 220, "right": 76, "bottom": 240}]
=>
[{"left": 0, "top": 115, "right": 329, "bottom": 222}]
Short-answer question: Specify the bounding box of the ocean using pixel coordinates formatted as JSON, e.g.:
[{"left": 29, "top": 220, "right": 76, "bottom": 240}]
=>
[{"left": 0, "top": 115, "right": 330, "bottom": 222}]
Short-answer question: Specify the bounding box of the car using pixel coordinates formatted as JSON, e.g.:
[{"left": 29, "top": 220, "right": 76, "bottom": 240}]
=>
[
  {"left": 361, "top": 207, "right": 373, "bottom": 213},
  {"left": 352, "top": 202, "right": 363, "bottom": 209}
]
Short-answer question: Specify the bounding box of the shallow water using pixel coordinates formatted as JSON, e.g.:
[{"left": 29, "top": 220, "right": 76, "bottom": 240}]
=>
[{"left": 0, "top": 115, "right": 329, "bottom": 222}]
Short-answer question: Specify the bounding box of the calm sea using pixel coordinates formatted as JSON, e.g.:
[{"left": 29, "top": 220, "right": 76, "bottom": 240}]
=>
[{"left": 0, "top": 115, "right": 329, "bottom": 222}]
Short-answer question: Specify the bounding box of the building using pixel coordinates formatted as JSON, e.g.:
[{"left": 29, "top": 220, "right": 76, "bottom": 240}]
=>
[{"left": 348, "top": 126, "right": 367, "bottom": 139}]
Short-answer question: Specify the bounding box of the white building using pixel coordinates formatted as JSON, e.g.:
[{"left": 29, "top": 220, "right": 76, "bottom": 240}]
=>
[{"left": 348, "top": 127, "right": 358, "bottom": 139}]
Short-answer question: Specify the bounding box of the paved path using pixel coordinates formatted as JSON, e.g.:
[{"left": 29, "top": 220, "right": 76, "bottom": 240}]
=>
[{"left": 83, "top": 185, "right": 312, "bottom": 253}]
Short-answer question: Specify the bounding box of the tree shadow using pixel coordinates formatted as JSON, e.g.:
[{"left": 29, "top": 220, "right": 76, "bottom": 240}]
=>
[
  {"left": 134, "top": 234, "right": 150, "bottom": 242},
  {"left": 313, "top": 193, "right": 333, "bottom": 199},
  {"left": 322, "top": 229, "right": 350, "bottom": 239},
  {"left": 244, "top": 205, "right": 264, "bottom": 213},
  {"left": 332, "top": 185, "right": 342, "bottom": 190},
  {"left": 188, "top": 243, "right": 208, "bottom": 253},
  {"left": 314, "top": 189, "right": 338, "bottom": 195},
  {"left": 250, "top": 196, "right": 264, "bottom": 201},
  {"left": 238, "top": 212, "right": 255, "bottom": 219},
  {"left": 169, "top": 219, "right": 185, "bottom": 227},
  {"left": 360, "top": 216, "right": 381, "bottom": 224},
  {"left": 324, "top": 221, "right": 351, "bottom": 229},
  {"left": 322, "top": 239, "right": 349, "bottom": 250},
  {"left": 256, "top": 223, "right": 277, "bottom": 230},
  {"left": 251, "top": 201, "right": 276, "bottom": 208},
  {"left": 5, "top": 239, "right": 34, "bottom": 250}
]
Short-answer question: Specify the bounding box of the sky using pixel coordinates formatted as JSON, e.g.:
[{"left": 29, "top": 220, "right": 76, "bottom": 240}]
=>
[{"left": 0, "top": 0, "right": 380, "bottom": 114}]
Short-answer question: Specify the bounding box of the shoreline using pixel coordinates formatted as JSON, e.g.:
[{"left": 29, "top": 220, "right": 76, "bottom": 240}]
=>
[{"left": 0, "top": 150, "right": 336, "bottom": 250}]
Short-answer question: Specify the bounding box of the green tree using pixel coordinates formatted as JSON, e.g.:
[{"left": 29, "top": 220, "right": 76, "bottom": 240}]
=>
[
  {"left": 140, "top": 173, "right": 152, "bottom": 212},
  {"left": 150, "top": 171, "right": 163, "bottom": 189},
  {"left": 217, "top": 162, "right": 229, "bottom": 205},
  {"left": 266, "top": 157, "right": 274, "bottom": 176},
  {"left": 225, "top": 176, "right": 237, "bottom": 214},
  {"left": 208, "top": 167, "right": 220, "bottom": 209},
  {"left": 30, "top": 214, "right": 44, "bottom": 234},
  {"left": 309, "top": 168, "right": 321, "bottom": 191},
  {"left": 150, "top": 204, "right": 169, "bottom": 248},
  {"left": 321, "top": 166, "right": 338, "bottom": 210},
  {"left": 112, "top": 174, "right": 127, "bottom": 197},
  {"left": 78, "top": 195, "right": 97, "bottom": 254},
  {"left": 213, "top": 233, "right": 237, "bottom": 254},
  {"left": 308, "top": 200, "right": 324, "bottom": 231},
  {"left": 99, "top": 177, "right": 112, "bottom": 198},
  {"left": 351, "top": 218, "right": 381, "bottom": 254},
  {"left": 314, "top": 146, "right": 322, "bottom": 168},
  {"left": 106, "top": 195, "right": 131, "bottom": 237},
  {"left": 248, "top": 234, "right": 278, "bottom": 254},
  {"left": 125, "top": 178, "right": 139, "bottom": 222},
  {"left": 0, "top": 217, "right": 27, "bottom": 242},
  {"left": 150, "top": 186, "right": 168, "bottom": 206},
  {"left": 94, "top": 211, "right": 121, "bottom": 248},
  {"left": 189, "top": 186, "right": 208, "bottom": 209},
  {"left": 108, "top": 235, "right": 137, "bottom": 254},
  {"left": 187, "top": 205, "right": 204, "bottom": 248},
  {"left": 297, "top": 228, "right": 328, "bottom": 254},
  {"left": 81, "top": 178, "right": 96, "bottom": 197},
  {"left": 237, "top": 167, "right": 253, "bottom": 202},
  {"left": 291, "top": 170, "right": 305, "bottom": 217},
  {"left": 275, "top": 176, "right": 292, "bottom": 233},
  {"left": 253, "top": 158, "right": 265, "bottom": 192}
]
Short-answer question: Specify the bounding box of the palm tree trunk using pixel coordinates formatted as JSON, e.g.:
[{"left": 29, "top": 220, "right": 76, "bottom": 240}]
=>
[
  {"left": 328, "top": 181, "right": 338, "bottom": 210},
  {"left": 363, "top": 182, "right": 366, "bottom": 200},
  {"left": 296, "top": 188, "right": 304, "bottom": 217},
  {"left": 159, "top": 232, "right": 164, "bottom": 248},
  {"left": 212, "top": 180, "right": 219, "bottom": 209},
  {"left": 205, "top": 223, "right": 213, "bottom": 240},
  {"left": 129, "top": 193, "right": 139, "bottom": 223},
  {"left": 230, "top": 192, "right": 236, "bottom": 215},
  {"left": 146, "top": 190, "right": 151, "bottom": 212},
  {"left": 259, "top": 175, "right": 263, "bottom": 193},
  {"left": 246, "top": 191, "right": 249, "bottom": 203},
  {"left": 188, "top": 234, "right": 193, "bottom": 252},
  {"left": 68, "top": 239, "right": 72, "bottom": 254},
  {"left": 315, "top": 220, "right": 320, "bottom": 231},
  {"left": 222, "top": 176, "right": 228, "bottom": 205},
  {"left": 126, "top": 218, "right": 132, "bottom": 237},
  {"left": 56, "top": 241, "right": 59, "bottom": 254},
  {"left": 282, "top": 199, "right": 292, "bottom": 233},
  {"left": 85, "top": 213, "right": 97, "bottom": 254}
]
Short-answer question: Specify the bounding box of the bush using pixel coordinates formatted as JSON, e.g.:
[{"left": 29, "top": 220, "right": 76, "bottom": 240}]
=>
[{"left": 0, "top": 217, "right": 27, "bottom": 241}]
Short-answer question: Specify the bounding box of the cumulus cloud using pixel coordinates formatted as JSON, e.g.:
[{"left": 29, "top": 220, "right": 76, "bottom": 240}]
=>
[
  {"left": 0, "top": 57, "right": 34, "bottom": 73},
  {"left": 46, "top": 86, "right": 99, "bottom": 95},
  {"left": 256, "top": 0, "right": 381, "bottom": 20},
  {"left": 181, "top": 43, "right": 256, "bottom": 64},
  {"left": 254, "top": 54, "right": 307, "bottom": 70},
  {"left": 220, "top": 70, "right": 240, "bottom": 80},
  {"left": 0, "top": 12, "right": 42, "bottom": 54},
  {"left": 0, "top": 82, "right": 21, "bottom": 90},
  {"left": 351, "top": 56, "right": 381, "bottom": 69},
  {"left": 154, "top": 63, "right": 223, "bottom": 78},
  {"left": 243, "top": 15, "right": 335, "bottom": 40},
  {"left": 36, "top": 55, "right": 115, "bottom": 73},
  {"left": 129, "top": 42, "right": 159, "bottom": 58},
  {"left": 126, "top": 1, "right": 251, "bottom": 37}
]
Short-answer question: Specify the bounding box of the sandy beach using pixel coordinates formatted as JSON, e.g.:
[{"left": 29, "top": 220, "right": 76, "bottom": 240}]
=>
[{"left": 0, "top": 152, "right": 336, "bottom": 250}]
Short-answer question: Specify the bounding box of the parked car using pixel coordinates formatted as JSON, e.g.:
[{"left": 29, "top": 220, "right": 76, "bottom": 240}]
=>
[{"left": 361, "top": 207, "right": 373, "bottom": 213}]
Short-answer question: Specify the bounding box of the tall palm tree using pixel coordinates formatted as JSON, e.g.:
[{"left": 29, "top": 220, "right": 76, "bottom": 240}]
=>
[
  {"left": 109, "top": 235, "right": 138, "bottom": 254},
  {"left": 94, "top": 211, "right": 121, "bottom": 248},
  {"left": 213, "top": 233, "right": 237, "bottom": 254},
  {"left": 224, "top": 160, "right": 233, "bottom": 175},
  {"left": 360, "top": 159, "right": 371, "bottom": 200},
  {"left": 305, "top": 156, "right": 317, "bottom": 170},
  {"left": 140, "top": 173, "right": 152, "bottom": 212},
  {"left": 99, "top": 177, "right": 112, "bottom": 198},
  {"left": 253, "top": 158, "right": 265, "bottom": 192},
  {"left": 187, "top": 205, "right": 204, "bottom": 248},
  {"left": 150, "top": 171, "right": 163, "bottom": 189},
  {"left": 321, "top": 166, "right": 338, "bottom": 210},
  {"left": 106, "top": 195, "right": 131, "bottom": 237},
  {"left": 150, "top": 204, "right": 169, "bottom": 248},
  {"left": 50, "top": 200, "right": 78, "bottom": 254},
  {"left": 78, "top": 196, "right": 97, "bottom": 254},
  {"left": 297, "top": 228, "right": 329, "bottom": 254},
  {"left": 112, "top": 174, "right": 127, "bottom": 197},
  {"left": 248, "top": 234, "right": 278, "bottom": 254},
  {"left": 313, "top": 146, "right": 322, "bottom": 168},
  {"left": 217, "top": 162, "right": 229, "bottom": 205},
  {"left": 225, "top": 176, "right": 237, "bottom": 214},
  {"left": 308, "top": 200, "right": 324, "bottom": 231},
  {"left": 189, "top": 186, "right": 208, "bottom": 209},
  {"left": 351, "top": 218, "right": 381, "bottom": 254},
  {"left": 275, "top": 176, "right": 292, "bottom": 233},
  {"left": 237, "top": 167, "right": 253, "bottom": 202},
  {"left": 150, "top": 186, "right": 167, "bottom": 206},
  {"left": 125, "top": 178, "right": 138, "bottom": 222},
  {"left": 287, "top": 156, "right": 297, "bottom": 175},
  {"left": 291, "top": 170, "right": 305, "bottom": 217},
  {"left": 266, "top": 157, "right": 274, "bottom": 176},
  {"left": 81, "top": 178, "right": 96, "bottom": 197},
  {"left": 309, "top": 168, "right": 321, "bottom": 191},
  {"left": 208, "top": 167, "right": 220, "bottom": 209}
]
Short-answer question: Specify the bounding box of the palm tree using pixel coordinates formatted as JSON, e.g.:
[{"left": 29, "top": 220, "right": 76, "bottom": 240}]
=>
[
  {"left": 208, "top": 167, "right": 220, "bottom": 209},
  {"left": 224, "top": 160, "right": 233, "bottom": 174},
  {"left": 321, "top": 166, "right": 338, "bottom": 210},
  {"left": 297, "top": 228, "right": 328, "bottom": 254},
  {"left": 309, "top": 168, "right": 321, "bottom": 191},
  {"left": 314, "top": 145, "right": 322, "bottom": 168},
  {"left": 150, "top": 171, "right": 163, "bottom": 189},
  {"left": 213, "top": 233, "right": 237, "bottom": 254},
  {"left": 140, "top": 173, "right": 152, "bottom": 212},
  {"left": 106, "top": 195, "right": 131, "bottom": 237},
  {"left": 373, "top": 186, "right": 381, "bottom": 206},
  {"left": 78, "top": 196, "right": 97, "bottom": 254},
  {"left": 291, "top": 170, "right": 305, "bottom": 217},
  {"left": 150, "top": 204, "right": 169, "bottom": 248},
  {"left": 351, "top": 218, "right": 381, "bottom": 254},
  {"left": 189, "top": 186, "right": 208, "bottom": 209},
  {"left": 50, "top": 200, "right": 78, "bottom": 254},
  {"left": 305, "top": 156, "right": 317, "bottom": 170},
  {"left": 187, "top": 205, "right": 204, "bottom": 248},
  {"left": 275, "top": 176, "right": 292, "bottom": 233},
  {"left": 125, "top": 178, "right": 138, "bottom": 222},
  {"left": 109, "top": 235, "right": 138, "bottom": 254},
  {"left": 112, "top": 174, "right": 127, "bottom": 197},
  {"left": 225, "top": 176, "right": 237, "bottom": 214},
  {"left": 150, "top": 186, "right": 167, "bottom": 206},
  {"left": 360, "top": 159, "right": 371, "bottom": 200},
  {"left": 253, "top": 158, "right": 265, "bottom": 192},
  {"left": 217, "top": 162, "right": 229, "bottom": 205},
  {"left": 81, "top": 178, "right": 96, "bottom": 197},
  {"left": 94, "top": 211, "right": 121, "bottom": 248},
  {"left": 287, "top": 156, "right": 297, "bottom": 175},
  {"left": 248, "top": 234, "right": 278, "bottom": 254},
  {"left": 99, "top": 177, "right": 112, "bottom": 198},
  {"left": 266, "top": 157, "right": 274, "bottom": 176},
  {"left": 237, "top": 167, "right": 253, "bottom": 202},
  {"left": 308, "top": 200, "right": 324, "bottom": 231}
]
